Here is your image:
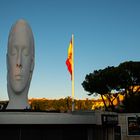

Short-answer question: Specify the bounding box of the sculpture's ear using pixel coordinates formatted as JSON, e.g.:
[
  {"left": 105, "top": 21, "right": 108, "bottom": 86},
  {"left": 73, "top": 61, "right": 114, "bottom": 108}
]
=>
[{"left": 30, "top": 58, "right": 34, "bottom": 73}]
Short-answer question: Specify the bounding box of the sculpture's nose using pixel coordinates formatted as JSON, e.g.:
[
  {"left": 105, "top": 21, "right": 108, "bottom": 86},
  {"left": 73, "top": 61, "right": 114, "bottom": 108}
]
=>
[
  {"left": 16, "top": 64, "right": 22, "bottom": 69},
  {"left": 16, "top": 50, "right": 22, "bottom": 69}
]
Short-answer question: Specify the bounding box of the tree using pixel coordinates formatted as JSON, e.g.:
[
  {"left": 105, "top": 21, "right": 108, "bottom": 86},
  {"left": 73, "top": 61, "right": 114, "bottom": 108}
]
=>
[
  {"left": 118, "top": 61, "right": 140, "bottom": 112},
  {"left": 82, "top": 61, "right": 140, "bottom": 112},
  {"left": 82, "top": 66, "right": 119, "bottom": 111}
]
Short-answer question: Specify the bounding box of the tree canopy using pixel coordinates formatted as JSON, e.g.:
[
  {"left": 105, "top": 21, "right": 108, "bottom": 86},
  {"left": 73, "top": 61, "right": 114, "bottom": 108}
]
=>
[{"left": 82, "top": 61, "right": 140, "bottom": 112}]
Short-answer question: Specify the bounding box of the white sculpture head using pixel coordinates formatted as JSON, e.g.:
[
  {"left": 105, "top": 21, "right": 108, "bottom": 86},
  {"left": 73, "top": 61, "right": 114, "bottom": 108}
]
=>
[{"left": 6, "top": 19, "right": 35, "bottom": 109}]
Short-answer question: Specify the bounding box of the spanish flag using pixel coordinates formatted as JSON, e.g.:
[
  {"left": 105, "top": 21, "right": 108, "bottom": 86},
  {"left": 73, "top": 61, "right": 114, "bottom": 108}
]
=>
[
  {"left": 66, "top": 39, "right": 73, "bottom": 79},
  {"left": 66, "top": 34, "right": 75, "bottom": 111}
]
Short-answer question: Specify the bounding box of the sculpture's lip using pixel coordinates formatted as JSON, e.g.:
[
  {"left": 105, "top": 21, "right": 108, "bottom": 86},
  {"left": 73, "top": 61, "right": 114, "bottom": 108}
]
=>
[{"left": 15, "top": 74, "right": 23, "bottom": 80}]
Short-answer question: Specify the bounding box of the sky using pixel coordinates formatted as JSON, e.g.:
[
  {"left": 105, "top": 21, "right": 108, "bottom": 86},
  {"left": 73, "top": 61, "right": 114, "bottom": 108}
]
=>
[{"left": 0, "top": 0, "right": 140, "bottom": 100}]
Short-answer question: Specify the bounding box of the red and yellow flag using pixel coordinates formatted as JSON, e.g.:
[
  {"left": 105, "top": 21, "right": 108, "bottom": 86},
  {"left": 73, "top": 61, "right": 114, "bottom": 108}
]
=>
[
  {"left": 66, "top": 34, "right": 75, "bottom": 111},
  {"left": 66, "top": 38, "right": 73, "bottom": 79}
]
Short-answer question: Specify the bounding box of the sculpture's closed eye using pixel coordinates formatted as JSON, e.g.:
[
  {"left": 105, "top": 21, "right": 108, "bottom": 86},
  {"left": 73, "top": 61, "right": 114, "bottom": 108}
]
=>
[
  {"left": 23, "top": 47, "right": 29, "bottom": 56},
  {"left": 10, "top": 47, "right": 17, "bottom": 56}
]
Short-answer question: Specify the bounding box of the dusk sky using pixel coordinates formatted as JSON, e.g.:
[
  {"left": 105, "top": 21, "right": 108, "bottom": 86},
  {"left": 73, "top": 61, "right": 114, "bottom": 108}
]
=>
[{"left": 0, "top": 0, "right": 140, "bottom": 100}]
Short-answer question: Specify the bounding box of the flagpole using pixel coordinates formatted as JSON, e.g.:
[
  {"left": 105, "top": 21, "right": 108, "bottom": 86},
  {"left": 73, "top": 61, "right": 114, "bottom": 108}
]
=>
[{"left": 72, "top": 34, "right": 75, "bottom": 112}]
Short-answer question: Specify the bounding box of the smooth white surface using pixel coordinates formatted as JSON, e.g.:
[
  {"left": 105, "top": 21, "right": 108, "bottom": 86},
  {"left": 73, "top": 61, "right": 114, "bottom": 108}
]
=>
[{"left": 6, "top": 19, "right": 34, "bottom": 109}]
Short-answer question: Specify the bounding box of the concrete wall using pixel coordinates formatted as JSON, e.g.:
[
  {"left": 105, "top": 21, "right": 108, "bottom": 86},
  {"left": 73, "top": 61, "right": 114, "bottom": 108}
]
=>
[{"left": 0, "top": 111, "right": 95, "bottom": 124}]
